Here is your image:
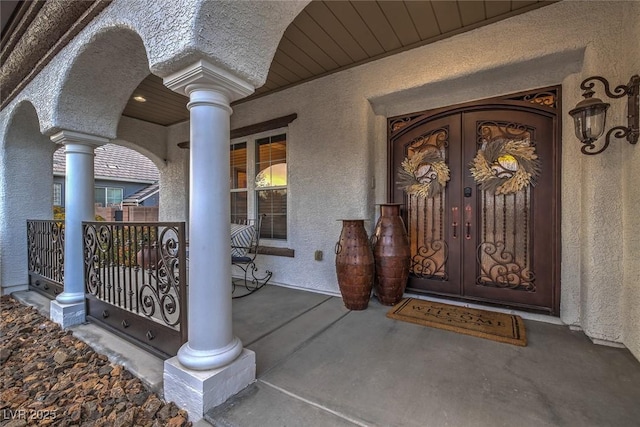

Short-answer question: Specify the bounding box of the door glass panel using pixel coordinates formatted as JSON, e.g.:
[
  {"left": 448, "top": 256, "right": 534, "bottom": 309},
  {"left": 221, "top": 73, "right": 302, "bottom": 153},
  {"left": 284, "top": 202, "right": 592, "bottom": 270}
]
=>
[
  {"left": 406, "top": 127, "right": 449, "bottom": 280},
  {"left": 475, "top": 123, "right": 536, "bottom": 292},
  {"left": 409, "top": 193, "right": 448, "bottom": 279}
]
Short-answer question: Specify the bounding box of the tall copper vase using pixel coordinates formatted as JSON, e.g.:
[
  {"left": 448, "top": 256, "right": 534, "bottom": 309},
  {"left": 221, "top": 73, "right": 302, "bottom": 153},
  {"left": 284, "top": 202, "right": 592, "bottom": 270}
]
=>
[
  {"left": 335, "top": 220, "right": 374, "bottom": 310},
  {"left": 372, "top": 204, "right": 411, "bottom": 305}
]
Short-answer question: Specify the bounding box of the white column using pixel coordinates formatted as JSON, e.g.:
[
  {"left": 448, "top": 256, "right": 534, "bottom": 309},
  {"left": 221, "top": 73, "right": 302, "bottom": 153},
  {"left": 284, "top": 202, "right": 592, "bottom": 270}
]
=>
[
  {"left": 50, "top": 131, "right": 107, "bottom": 327},
  {"left": 163, "top": 60, "right": 255, "bottom": 422},
  {"left": 183, "top": 86, "right": 240, "bottom": 368}
]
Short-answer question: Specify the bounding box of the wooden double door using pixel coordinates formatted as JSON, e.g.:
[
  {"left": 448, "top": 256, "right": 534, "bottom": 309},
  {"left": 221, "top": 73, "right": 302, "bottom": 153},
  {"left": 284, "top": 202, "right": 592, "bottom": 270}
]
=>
[{"left": 389, "top": 90, "right": 560, "bottom": 314}]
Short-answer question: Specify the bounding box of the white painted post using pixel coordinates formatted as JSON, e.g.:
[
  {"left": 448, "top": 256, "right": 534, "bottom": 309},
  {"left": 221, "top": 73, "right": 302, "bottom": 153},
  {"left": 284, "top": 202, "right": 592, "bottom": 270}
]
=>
[
  {"left": 163, "top": 60, "right": 256, "bottom": 422},
  {"left": 50, "top": 130, "right": 107, "bottom": 327},
  {"left": 182, "top": 86, "right": 241, "bottom": 369}
]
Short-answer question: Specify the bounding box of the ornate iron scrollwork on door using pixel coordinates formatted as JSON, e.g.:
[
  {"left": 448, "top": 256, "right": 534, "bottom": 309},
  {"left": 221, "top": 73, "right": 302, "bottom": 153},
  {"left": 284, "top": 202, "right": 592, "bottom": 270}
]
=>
[
  {"left": 411, "top": 238, "right": 448, "bottom": 279},
  {"left": 404, "top": 127, "right": 450, "bottom": 280},
  {"left": 473, "top": 122, "right": 537, "bottom": 292},
  {"left": 477, "top": 240, "right": 536, "bottom": 292},
  {"left": 398, "top": 132, "right": 450, "bottom": 199}
]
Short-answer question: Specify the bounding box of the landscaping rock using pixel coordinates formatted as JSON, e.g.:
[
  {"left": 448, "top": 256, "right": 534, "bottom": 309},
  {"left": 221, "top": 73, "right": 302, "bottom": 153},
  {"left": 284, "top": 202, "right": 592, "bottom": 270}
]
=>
[
  {"left": 0, "top": 296, "right": 192, "bottom": 426},
  {"left": 53, "top": 350, "right": 69, "bottom": 365}
]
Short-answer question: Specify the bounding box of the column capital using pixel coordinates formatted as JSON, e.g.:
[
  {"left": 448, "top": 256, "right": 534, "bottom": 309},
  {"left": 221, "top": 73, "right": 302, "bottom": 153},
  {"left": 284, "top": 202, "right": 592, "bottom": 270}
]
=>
[
  {"left": 50, "top": 130, "right": 109, "bottom": 147},
  {"left": 163, "top": 60, "right": 254, "bottom": 102}
]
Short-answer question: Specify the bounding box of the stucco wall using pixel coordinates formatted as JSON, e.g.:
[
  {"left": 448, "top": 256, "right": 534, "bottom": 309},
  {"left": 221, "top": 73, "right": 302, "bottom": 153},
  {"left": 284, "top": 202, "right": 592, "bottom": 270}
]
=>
[
  {"left": 162, "top": 122, "right": 189, "bottom": 223},
  {"left": 0, "top": 102, "right": 56, "bottom": 293},
  {"left": 229, "top": 1, "right": 640, "bottom": 355},
  {"left": 621, "top": 5, "right": 640, "bottom": 361}
]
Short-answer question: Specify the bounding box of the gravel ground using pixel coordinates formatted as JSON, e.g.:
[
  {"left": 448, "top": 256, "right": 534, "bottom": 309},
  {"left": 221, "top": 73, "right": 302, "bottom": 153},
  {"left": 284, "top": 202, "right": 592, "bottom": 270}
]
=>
[{"left": 0, "top": 295, "right": 191, "bottom": 427}]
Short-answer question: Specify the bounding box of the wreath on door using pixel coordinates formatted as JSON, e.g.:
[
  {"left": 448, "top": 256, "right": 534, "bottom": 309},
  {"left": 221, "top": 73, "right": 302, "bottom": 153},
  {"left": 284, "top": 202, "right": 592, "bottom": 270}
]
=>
[
  {"left": 398, "top": 146, "right": 450, "bottom": 198},
  {"left": 469, "top": 138, "right": 541, "bottom": 195}
]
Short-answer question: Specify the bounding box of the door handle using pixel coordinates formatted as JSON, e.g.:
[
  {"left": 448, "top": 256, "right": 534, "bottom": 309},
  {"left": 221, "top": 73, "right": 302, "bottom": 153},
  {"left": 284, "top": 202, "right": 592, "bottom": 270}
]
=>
[
  {"left": 465, "top": 204, "right": 472, "bottom": 240},
  {"left": 451, "top": 207, "right": 459, "bottom": 238}
]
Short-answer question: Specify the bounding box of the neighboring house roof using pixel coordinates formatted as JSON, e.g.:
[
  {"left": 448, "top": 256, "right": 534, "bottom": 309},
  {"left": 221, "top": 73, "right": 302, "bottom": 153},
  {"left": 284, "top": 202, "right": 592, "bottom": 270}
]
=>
[
  {"left": 53, "top": 144, "right": 160, "bottom": 183},
  {"left": 122, "top": 182, "right": 160, "bottom": 206}
]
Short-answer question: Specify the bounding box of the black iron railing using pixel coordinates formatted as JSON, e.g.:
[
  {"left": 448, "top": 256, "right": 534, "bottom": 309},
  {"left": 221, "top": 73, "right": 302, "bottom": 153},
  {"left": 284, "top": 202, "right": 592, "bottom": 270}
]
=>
[
  {"left": 83, "top": 221, "right": 187, "bottom": 358},
  {"left": 26, "top": 220, "right": 64, "bottom": 298}
]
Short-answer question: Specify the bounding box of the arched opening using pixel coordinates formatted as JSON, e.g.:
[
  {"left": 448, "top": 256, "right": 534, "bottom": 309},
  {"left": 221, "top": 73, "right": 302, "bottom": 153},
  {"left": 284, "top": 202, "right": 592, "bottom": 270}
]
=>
[
  {"left": 52, "top": 143, "right": 161, "bottom": 221},
  {"left": 53, "top": 25, "right": 173, "bottom": 221},
  {"left": 54, "top": 26, "right": 150, "bottom": 139},
  {"left": 0, "top": 101, "right": 56, "bottom": 292}
]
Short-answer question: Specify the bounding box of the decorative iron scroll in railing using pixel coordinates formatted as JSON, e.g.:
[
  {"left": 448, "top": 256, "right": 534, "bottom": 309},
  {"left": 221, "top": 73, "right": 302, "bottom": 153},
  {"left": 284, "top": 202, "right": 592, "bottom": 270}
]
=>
[
  {"left": 27, "top": 220, "right": 65, "bottom": 299},
  {"left": 83, "top": 221, "right": 187, "bottom": 358}
]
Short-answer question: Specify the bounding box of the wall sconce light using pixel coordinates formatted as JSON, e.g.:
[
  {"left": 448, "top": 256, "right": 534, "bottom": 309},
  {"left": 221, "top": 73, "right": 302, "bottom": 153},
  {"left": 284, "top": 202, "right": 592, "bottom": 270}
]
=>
[{"left": 568, "top": 74, "right": 639, "bottom": 155}]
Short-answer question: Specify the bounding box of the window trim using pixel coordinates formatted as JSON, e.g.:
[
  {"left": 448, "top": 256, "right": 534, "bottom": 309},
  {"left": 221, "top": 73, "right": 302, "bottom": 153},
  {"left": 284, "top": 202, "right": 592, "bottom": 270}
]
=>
[
  {"left": 230, "top": 141, "right": 249, "bottom": 224},
  {"left": 231, "top": 114, "right": 297, "bottom": 140},
  {"left": 178, "top": 114, "right": 297, "bottom": 150},
  {"left": 230, "top": 127, "right": 289, "bottom": 244}
]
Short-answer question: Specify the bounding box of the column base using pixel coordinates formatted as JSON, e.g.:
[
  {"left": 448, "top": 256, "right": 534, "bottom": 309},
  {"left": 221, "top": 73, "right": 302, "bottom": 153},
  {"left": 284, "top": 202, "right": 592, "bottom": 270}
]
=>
[
  {"left": 50, "top": 300, "right": 85, "bottom": 328},
  {"left": 56, "top": 291, "right": 86, "bottom": 304},
  {"left": 164, "top": 349, "right": 256, "bottom": 423}
]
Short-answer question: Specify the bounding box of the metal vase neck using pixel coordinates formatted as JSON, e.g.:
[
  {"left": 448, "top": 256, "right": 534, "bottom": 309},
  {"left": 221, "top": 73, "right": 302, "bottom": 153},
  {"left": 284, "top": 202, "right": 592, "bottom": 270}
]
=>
[{"left": 380, "top": 204, "right": 401, "bottom": 217}]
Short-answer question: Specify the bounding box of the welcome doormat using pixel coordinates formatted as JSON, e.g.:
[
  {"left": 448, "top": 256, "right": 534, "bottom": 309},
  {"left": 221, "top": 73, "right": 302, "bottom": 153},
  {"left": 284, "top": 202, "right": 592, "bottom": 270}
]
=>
[{"left": 387, "top": 298, "right": 527, "bottom": 346}]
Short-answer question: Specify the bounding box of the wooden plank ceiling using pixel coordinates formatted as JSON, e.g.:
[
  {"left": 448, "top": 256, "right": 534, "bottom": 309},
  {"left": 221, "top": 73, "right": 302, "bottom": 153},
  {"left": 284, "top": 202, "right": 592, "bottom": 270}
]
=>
[{"left": 123, "top": 0, "right": 554, "bottom": 126}]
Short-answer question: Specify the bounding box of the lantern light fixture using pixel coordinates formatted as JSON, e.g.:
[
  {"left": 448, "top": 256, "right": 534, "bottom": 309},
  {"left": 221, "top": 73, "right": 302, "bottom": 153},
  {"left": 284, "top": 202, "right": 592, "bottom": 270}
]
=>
[{"left": 568, "top": 74, "right": 639, "bottom": 155}]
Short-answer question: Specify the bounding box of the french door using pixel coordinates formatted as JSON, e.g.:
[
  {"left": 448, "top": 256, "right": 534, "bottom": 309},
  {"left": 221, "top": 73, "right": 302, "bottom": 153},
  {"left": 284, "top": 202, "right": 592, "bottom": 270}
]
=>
[{"left": 389, "top": 89, "right": 560, "bottom": 314}]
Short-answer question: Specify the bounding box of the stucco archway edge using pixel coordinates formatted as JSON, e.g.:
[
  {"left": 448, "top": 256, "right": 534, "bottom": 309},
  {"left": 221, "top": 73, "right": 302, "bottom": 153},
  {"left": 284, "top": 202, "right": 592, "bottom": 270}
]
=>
[
  {"left": 59, "top": 0, "right": 309, "bottom": 86},
  {"left": 50, "top": 25, "right": 150, "bottom": 139},
  {"left": 147, "top": 0, "right": 310, "bottom": 85},
  {"left": 37, "top": 0, "right": 309, "bottom": 139}
]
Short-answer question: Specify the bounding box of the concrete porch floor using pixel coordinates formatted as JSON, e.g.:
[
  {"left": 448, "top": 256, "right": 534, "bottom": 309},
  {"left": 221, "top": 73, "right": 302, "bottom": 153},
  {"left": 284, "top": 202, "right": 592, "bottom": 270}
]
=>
[{"left": 13, "top": 286, "right": 640, "bottom": 426}]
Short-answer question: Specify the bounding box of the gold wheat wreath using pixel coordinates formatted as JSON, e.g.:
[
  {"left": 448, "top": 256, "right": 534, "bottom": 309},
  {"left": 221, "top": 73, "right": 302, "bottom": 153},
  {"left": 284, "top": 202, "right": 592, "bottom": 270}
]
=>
[
  {"left": 469, "top": 138, "right": 541, "bottom": 195},
  {"left": 398, "top": 147, "right": 450, "bottom": 198}
]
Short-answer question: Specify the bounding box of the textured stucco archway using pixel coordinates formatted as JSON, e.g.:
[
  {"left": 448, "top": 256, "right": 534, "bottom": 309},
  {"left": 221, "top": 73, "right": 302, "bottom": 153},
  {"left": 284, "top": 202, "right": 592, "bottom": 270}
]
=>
[
  {"left": 51, "top": 26, "right": 151, "bottom": 139},
  {"left": 0, "top": 101, "right": 56, "bottom": 292},
  {"left": 147, "top": 0, "right": 310, "bottom": 86},
  {"left": 189, "top": 0, "right": 310, "bottom": 85}
]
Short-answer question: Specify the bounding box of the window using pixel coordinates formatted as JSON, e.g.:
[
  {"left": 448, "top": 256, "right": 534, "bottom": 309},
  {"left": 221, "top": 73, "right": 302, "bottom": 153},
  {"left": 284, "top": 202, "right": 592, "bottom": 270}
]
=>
[
  {"left": 95, "top": 187, "right": 123, "bottom": 207},
  {"left": 230, "top": 132, "right": 288, "bottom": 240},
  {"left": 255, "top": 134, "right": 287, "bottom": 239},
  {"left": 53, "top": 183, "right": 62, "bottom": 206}
]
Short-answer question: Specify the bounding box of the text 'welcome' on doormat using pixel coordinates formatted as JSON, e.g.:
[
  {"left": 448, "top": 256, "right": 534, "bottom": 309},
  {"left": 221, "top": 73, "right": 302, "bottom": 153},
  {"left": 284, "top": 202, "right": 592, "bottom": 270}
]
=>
[{"left": 387, "top": 298, "right": 527, "bottom": 346}]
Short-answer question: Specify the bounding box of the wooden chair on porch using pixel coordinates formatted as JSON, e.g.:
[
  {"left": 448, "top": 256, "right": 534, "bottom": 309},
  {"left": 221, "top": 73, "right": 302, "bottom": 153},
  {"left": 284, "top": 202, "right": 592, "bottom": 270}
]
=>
[{"left": 231, "top": 214, "right": 272, "bottom": 298}]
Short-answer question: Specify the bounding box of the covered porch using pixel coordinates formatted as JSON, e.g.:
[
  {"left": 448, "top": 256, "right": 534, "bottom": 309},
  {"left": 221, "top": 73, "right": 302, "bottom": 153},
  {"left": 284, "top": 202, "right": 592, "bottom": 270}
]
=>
[
  {"left": 12, "top": 284, "right": 640, "bottom": 426},
  {"left": 2, "top": 0, "right": 640, "bottom": 423}
]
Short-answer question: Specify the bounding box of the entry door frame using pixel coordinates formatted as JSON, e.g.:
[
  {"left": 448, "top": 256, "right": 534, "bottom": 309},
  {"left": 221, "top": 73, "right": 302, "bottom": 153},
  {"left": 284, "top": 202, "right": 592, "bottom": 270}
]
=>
[{"left": 387, "top": 87, "right": 562, "bottom": 315}]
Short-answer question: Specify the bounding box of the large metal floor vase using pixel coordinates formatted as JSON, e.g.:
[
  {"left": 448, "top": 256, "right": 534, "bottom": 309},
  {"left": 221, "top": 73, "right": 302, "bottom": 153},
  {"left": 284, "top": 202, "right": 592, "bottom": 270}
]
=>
[
  {"left": 372, "top": 204, "right": 411, "bottom": 306},
  {"left": 335, "top": 219, "right": 374, "bottom": 310}
]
